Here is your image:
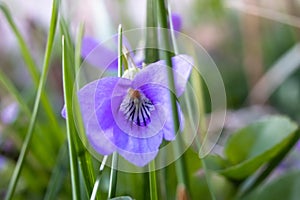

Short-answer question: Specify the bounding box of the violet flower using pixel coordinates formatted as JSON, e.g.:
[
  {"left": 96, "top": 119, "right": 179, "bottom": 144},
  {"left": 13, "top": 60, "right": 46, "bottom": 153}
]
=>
[
  {"left": 0, "top": 102, "right": 19, "bottom": 125},
  {"left": 62, "top": 55, "right": 192, "bottom": 166},
  {"left": 81, "top": 14, "right": 182, "bottom": 72}
]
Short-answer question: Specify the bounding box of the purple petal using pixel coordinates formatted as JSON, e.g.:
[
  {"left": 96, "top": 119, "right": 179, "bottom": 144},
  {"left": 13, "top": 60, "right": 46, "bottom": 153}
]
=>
[
  {"left": 113, "top": 125, "right": 163, "bottom": 167},
  {"left": 170, "top": 13, "right": 182, "bottom": 32},
  {"left": 61, "top": 105, "right": 66, "bottom": 118},
  {"left": 94, "top": 77, "right": 127, "bottom": 105},
  {"left": 118, "top": 150, "right": 159, "bottom": 167},
  {"left": 81, "top": 36, "right": 139, "bottom": 72},
  {"left": 1, "top": 102, "right": 19, "bottom": 124},
  {"left": 113, "top": 125, "right": 163, "bottom": 153},
  {"left": 79, "top": 79, "right": 119, "bottom": 155},
  {"left": 111, "top": 97, "right": 166, "bottom": 138},
  {"left": 81, "top": 37, "right": 118, "bottom": 71},
  {"left": 86, "top": 113, "right": 116, "bottom": 155},
  {"left": 161, "top": 102, "right": 184, "bottom": 141},
  {"left": 133, "top": 54, "right": 193, "bottom": 97},
  {"left": 139, "top": 84, "right": 184, "bottom": 140},
  {"left": 62, "top": 78, "right": 122, "bottom": 154},
  {"left": 94, "top": 97, "right": 164, "bottom": 166}
]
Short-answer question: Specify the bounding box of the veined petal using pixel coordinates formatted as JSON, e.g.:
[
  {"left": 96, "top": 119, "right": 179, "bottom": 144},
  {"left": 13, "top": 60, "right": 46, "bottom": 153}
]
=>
[
  {"left": 99, "top": 96, "right": 166, "bottom": 138},
  {"left": 93, "top": 77, "right": 130, "bottom": 131},
  {"left": 77, "top": 79, "right": 120, "bottom": 155},
  {"left": 139, "top": 84, "right": 184, "bottom": 140},
  {"left": 94, "top": 97, "right": 164, "bottom": 166},
  {"left": 94, "top": 77, "right": 129, "bottom": 105},
  {"left": 133, "top": 54, "right": 193, "bottom": 97},
  {"left": 81, "top": 37, "right": 118, "bottom": 71}
]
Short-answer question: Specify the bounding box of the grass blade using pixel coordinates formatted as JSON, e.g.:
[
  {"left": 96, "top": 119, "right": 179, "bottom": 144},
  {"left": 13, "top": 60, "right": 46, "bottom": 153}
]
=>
[
  {"left": 62, "top": 35, "right": 81, "bottom": 200},
  {"left": 0, "top": 3, "right": 63, "bottom": 141},
  {"left": 149, "top": 161, "right": 158, "bottom": 200},
  {"left": 156, "top": 0, "right": 190, "bottom": 195},
  {"left": 4, "top": 0, "right": 60, "bottom": 199},
  {"left": 60, "top": 18, "right": 96, "bottom": 196},
  {"left": 44, "top": 142, "right": 68, "bottom": 200}
]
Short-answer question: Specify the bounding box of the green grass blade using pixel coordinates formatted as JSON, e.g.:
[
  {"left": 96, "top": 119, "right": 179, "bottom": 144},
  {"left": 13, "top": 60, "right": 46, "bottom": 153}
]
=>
[
  {"left": 0, "top": 69, "right": 55, "bottom": 168},
  {"left": 90, "top": 156, "right": 108, "bottom": 200},
  {"left": 156, "top": 0, "right": 190, "bottom": 194},
  {"left": 149, "top": 161, "right": 158, "bottom": 200},
  {"left": 108, "top": 25, "right": 123, "bottom": 199},
  {"left": 108, "top": 153, "right": 118, "bottom": 199},
  {"left": 145, "top": 0, "right": 159, "bottom": 64},
  {"left": 4, "top": 0, "right": 60, "bottom": 199},
  {"left": 62, "top": 35, "right": 81, "bottom": 200},
  {"left": 75, "top": 26, "right": 96, "bottom": 197},
  {"left": 0, "top": 70, "right": 31, "bottom": 117},
  {"left": 44, "top": 142, "right": 68, "bottom": 200},
  {"left": 0, "top": 2, "right": 62, "bottom": 142},
  {"left": 0, "top": 2, "right": 39, "bottom": 82},
  {"left": 60, "top": 18, "right": 96, "bottom": 196},
  {"left": 75, "top": 22, "right": 84, "bottom": 72}
]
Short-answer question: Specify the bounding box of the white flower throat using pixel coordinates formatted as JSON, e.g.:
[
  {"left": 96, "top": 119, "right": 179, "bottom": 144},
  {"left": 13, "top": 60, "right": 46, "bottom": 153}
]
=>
[{"left": 120, "top": 88, "right": 155, "bottom": 126}]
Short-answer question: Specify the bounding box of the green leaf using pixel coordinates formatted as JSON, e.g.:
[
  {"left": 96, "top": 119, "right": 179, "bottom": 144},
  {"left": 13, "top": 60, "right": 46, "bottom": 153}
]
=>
[
  {"left": 218, "top": 116, "right": 298, "bottom": 180},
  {"left": 241, "top": 170, "right": 300, "bottom": 200}
]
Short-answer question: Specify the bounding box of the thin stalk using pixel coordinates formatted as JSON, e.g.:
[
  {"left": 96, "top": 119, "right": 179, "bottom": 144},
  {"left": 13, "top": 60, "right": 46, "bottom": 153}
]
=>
[
  {"left": 74, "top": 22, "right": 96, "bottom": 196},
  {"left": 4, "top": 0, "right": 60, "bottom": 199},
  {"left": 145, "top": 1, "right": 160, "bottom": 199},
  {"left": 149, "top": 161, "right": 158, "bottom": 200},
  {"left": 62, "top": 35, "right": 81, "bottom": 200},
  {"left": 108, "top": 153, "right": 118, "bottom": 198},
  {"left": 90, "top": 156, "right": 108, "bottom": 200},
  {"left": 145, "top": 0, "right": 159, "bottom": 64},
  {"left": 75, "top": 23, "right": 85, "bottom": 72},
  {"left": 189, "top": 53, "right": 216, "bottom": 200},
  {"left": 118, "top": 25, "right": 123, "bottom": 77},
  {"left": 44, "top": 142, "right": 68, "bottom": 200},
  {"left": 157, "top": 0, "right": 190, "bottom": 193},
  {"left": 108, "top": 24, "right": 123, "bottom": 199}
]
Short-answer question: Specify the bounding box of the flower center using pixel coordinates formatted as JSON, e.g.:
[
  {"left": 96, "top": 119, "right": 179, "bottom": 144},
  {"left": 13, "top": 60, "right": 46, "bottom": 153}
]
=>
[{"left": 120, "top": 89, "right": 155, "bottom": 126}]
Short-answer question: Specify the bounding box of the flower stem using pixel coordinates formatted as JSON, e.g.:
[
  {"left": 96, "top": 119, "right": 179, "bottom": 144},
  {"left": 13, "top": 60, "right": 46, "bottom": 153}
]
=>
[
  {"left": 118, "top": 24, "right": 123, "bottom": 77},
  {"left": 145, "top": 0, "right": 159, "bottom": 64},
  {"left": 90, "top": 156, "right": 108, "bottom": 200},
  {"left": 108, "top": 153, "right": 118, "bottom": 198},
  {"left": 4, "top": 1, "right": 60, "bottom": 199},
  {"left": 149, "top": 160, "right": 158, "bottom": 200},
  {"left": 145, "top": 1, "right": 160, "bottom": 198},
  {"left": 156, "top": 0, "right": 190, "bottom": 194},
  {"left": 62, "top": 35, "right": 81, "bottom": 200},
  {"left": 107, "top": 24, "right": 123, "bottom": 199}
]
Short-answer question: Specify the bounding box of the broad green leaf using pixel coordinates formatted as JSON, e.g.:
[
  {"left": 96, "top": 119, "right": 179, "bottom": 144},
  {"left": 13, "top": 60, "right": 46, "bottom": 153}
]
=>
[
  {"left": 241, "top": 170, "right": 300, "bottom": 200},
  {"left": 216, "top": 116, "right": 298, "bottom": 180}
]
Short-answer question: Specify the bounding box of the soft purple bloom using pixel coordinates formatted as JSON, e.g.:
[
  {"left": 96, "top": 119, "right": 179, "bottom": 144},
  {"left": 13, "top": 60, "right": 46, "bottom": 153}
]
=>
[
  {"left": 169, "top": 13, "right": 182, "bottom": 32},
  {"left": 81, "top": 14, "right": 182, "bottom": 73},
  {"left": 0, "top": 102, "right": 19, "bottom": 124},
  {"left": 62, "top": 55, "right": 193, "bottom": 166}
]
